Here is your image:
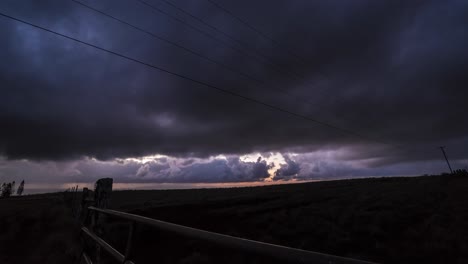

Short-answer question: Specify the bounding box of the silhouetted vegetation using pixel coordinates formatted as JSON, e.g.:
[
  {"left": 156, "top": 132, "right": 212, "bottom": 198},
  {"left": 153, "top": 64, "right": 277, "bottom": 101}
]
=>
[
  {"left": 1, "top": 181, "right": 15, "bottom": 198},
  {"left": 1, "top": 180, "right": 25, "bottom": 198},
  {"left": 452, "top": 169, "right": 468, "bottom": 177}
]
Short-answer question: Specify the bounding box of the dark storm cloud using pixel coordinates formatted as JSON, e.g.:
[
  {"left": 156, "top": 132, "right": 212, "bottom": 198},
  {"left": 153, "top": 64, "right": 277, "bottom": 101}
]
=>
[{"left": 0, "top": 0, "right": 467, "bottom": 167}]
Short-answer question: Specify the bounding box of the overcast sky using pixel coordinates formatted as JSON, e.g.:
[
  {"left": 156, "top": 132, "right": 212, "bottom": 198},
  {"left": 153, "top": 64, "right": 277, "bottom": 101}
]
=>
[{"left": 1, "top": 0, "right": 467, "bottom": 191}]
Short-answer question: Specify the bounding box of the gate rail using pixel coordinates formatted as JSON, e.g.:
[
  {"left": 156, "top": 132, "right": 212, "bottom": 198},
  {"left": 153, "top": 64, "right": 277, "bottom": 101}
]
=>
[{"left": 81, "top": 206, "right": 375, "bottom": 264}]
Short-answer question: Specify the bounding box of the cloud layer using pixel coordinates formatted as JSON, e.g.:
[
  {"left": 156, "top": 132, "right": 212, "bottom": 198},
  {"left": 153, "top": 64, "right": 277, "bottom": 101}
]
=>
[
  {"left": 2, "top": 151, "right": 467, "bottom": 192},
  {"left": 0, "top": 0, "right": 468, "bottom": 182}
]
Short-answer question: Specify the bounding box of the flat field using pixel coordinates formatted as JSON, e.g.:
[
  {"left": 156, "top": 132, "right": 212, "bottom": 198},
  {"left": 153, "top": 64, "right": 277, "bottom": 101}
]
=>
[{"left": 1, "top": 175, "right": 467, "bottom": 263}]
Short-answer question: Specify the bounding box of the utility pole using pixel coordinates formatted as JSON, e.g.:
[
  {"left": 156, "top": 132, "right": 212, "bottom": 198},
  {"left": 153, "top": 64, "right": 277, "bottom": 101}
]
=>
[{"left": 439, "top": 146, "right": 453, "bottom": 174}]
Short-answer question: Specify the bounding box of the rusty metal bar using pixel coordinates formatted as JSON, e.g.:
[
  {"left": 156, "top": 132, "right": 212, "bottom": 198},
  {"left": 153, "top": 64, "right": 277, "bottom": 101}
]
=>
[
  {"left": 82, "top": 252, "right": 93, "bottom": 264},
  {"left": 81, "top": 227, "right": 135, "bottom": 264},
  {"left": 89, "top": 206, "right": 374, "bottom": 264}
]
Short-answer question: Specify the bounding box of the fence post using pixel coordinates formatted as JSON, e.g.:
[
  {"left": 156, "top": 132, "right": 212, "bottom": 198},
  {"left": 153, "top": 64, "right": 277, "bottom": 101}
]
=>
[
  {"left": 93, "top": 178, "right": 113, "bottom": 264},
  {"left": 94, "top": 178, "right": 113, "bottom": 210},
  {"left": 80, "top": 187, "right": 90, "bottom": 223},
  {"left": 72, "top": 185, "right": 79, "bottom": 217}
]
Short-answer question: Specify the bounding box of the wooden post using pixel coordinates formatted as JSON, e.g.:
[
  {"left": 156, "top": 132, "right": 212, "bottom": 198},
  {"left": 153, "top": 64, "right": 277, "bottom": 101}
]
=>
[
  {"left": 83, "top": 187, "right": 89, "bottom": 199},
  {"left": 93, "top": 178, "right": 113, "bottom": 264},
  {"left": 80, "top": 187, "right": 90, "bottom": 223},
  {"left": 72, "top": 185, "right": 79, "bottom": 217},
  {"left": 94, "top": 178, "right": 113, "bottom": 210}
]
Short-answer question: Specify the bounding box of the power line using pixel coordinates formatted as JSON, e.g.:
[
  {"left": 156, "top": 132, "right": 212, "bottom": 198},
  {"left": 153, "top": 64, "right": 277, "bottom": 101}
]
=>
[
  {"left": 82, "top": 0, "right": 417, "bottom": 157},
  {"left": 72, "top": 0, "right": 263, "bottom": 84},
  {"left": 151, "top": 0, "right": 353, "bottom": 121},
  {"left": 71, "top": 0, "right": 337, "bottom": 121},
  {"left": 135, "top": 0, "right": 304, "bottom": 81},
  {"left": 206, "top": 0, "right": 307, "bottom": 67},
  {"left": 0, "top": 11, "right": 399, "bottom": 148},
  {"left": 158, "top": 0, "right": 291, "bottom": 70}
]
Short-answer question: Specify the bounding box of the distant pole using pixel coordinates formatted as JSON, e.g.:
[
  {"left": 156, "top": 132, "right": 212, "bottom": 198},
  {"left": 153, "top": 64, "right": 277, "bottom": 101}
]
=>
[{"left": 439, "top": 146, "right": 453, "bottom": 174}]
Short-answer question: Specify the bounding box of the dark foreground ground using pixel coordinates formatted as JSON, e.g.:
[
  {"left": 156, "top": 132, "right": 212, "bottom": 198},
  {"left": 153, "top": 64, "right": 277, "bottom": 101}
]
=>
[
  {"left": 0, "top": 193, "right": 80, "bottom": 263},
  {"left": 1, "top": 175, "right": 468, "bottom": 264}
]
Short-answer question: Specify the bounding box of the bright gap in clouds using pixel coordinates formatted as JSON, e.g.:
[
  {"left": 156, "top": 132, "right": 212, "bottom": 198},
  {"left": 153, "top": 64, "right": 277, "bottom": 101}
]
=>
[
  {"left": 239, "top": 152, "right": 287, "bottom": 181},
  {"left": 119, "top": 152, "right": 290, "bottom": 180}
]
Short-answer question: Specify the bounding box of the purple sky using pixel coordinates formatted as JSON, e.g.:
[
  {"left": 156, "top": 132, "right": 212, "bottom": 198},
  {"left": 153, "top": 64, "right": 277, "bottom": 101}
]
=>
[{"left": 1, "top": 0, "right": 468, "bottom": 192}]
